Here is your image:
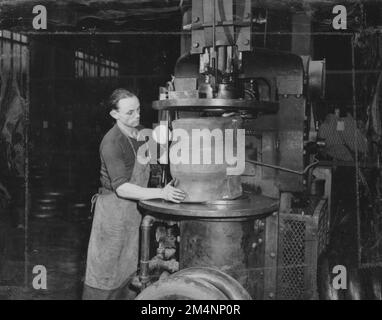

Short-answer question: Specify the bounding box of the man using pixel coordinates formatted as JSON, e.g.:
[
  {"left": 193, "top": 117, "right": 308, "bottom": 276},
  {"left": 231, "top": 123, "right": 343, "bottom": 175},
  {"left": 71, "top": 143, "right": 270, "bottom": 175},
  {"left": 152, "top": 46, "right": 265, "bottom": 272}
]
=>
[{"left": 83, "top": 89, "right": 186, "bottom": 300}]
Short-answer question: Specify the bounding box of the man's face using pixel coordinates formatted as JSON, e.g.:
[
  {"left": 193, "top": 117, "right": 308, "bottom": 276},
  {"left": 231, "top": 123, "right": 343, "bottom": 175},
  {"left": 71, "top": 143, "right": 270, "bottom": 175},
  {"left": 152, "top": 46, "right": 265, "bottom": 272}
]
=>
[{"left": 113, "top": 96, "right": 140, "bottom": 128}]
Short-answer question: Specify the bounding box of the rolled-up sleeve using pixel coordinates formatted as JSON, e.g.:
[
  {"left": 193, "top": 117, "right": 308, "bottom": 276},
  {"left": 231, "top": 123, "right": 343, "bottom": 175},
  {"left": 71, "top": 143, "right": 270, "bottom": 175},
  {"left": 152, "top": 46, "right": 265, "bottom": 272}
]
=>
[{"left": 100, "top": 140, "right": 134, "bottom": 191}]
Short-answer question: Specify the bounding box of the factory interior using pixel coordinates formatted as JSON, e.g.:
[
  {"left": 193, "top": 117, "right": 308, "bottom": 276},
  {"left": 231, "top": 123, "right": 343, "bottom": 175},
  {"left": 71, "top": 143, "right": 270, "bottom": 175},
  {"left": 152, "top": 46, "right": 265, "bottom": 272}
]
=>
[{"left": 0, "top": 0, "right": 382, "bottom": 300}]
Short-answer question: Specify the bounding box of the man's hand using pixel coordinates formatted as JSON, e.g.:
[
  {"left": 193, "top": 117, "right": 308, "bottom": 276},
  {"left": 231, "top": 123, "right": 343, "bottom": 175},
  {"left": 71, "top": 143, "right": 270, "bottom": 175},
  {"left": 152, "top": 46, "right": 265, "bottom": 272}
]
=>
[{"left": 161, "top": 179, "right": 186, "bottom": 203}]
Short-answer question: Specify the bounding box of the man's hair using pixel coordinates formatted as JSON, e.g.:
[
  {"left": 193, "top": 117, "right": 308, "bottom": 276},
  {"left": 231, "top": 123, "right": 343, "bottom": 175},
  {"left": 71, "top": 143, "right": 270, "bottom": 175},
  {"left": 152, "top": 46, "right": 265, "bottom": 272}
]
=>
[{"left": 109, "top": 88, "right": 136, "bottom": 111}]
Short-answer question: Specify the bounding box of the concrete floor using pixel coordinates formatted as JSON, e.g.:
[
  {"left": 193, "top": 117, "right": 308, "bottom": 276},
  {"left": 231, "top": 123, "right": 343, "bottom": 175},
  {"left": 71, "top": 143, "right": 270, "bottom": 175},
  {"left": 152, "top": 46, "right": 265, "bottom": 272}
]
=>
[{"left": 0, "top": 215, "right": 91, "bottom": 300}]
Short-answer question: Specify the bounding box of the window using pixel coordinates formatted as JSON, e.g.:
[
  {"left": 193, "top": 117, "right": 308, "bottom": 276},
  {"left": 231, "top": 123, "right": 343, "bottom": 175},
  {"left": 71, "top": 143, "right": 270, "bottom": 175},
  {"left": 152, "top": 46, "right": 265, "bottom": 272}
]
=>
[
  {"left": 0, "top": 30, "right": 29, "bottom": 97},
  {"left": 75, "top": 51, "right": 119, "bottom": 78}
]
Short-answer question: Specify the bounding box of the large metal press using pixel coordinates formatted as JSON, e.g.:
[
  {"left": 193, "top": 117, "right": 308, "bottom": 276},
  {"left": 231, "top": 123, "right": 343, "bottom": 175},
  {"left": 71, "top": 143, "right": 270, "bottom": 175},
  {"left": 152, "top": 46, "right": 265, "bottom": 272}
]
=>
[{"left": 134, "top": 0, "right": 327, "bottom": 300}]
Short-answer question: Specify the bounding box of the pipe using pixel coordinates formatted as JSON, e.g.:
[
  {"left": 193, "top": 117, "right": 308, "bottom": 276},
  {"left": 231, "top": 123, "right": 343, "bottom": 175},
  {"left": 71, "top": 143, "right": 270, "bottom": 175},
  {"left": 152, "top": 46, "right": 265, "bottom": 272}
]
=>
[
  {"left": 218, "top": 46, "right": 226, "bottom": 73},
  {"left": 139, "top": 215, "right": 157, "bottom": 287},
  {"left": 149, "top": 257, "right": 179, "bottom": 273},
  {"left": 245, "top": 158, "right": 319, "bottom": 175},
  {"left": 212, "top": 0, "right": 218, "bottom": 90}
]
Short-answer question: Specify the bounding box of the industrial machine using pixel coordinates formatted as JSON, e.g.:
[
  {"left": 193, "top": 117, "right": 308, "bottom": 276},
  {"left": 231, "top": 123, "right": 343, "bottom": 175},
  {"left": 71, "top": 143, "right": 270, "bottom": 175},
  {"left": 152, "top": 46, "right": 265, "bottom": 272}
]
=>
[{"left": 134, "top": 0, "right": 328, "bottom": 300}]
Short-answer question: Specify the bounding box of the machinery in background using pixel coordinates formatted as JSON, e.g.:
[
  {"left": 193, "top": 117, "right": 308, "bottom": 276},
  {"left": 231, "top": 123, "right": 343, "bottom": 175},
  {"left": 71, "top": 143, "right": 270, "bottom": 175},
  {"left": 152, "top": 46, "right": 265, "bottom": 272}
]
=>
[{"left": 134, "top": 0, "right": 328, "bottom": 300}]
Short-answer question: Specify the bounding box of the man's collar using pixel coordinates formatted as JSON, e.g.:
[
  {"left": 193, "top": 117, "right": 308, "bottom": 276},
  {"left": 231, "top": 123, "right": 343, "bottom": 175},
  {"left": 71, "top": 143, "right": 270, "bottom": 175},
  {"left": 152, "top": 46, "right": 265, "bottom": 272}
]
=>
[{"left": 116, "top": 122, "right": 138, "bottom": 139}]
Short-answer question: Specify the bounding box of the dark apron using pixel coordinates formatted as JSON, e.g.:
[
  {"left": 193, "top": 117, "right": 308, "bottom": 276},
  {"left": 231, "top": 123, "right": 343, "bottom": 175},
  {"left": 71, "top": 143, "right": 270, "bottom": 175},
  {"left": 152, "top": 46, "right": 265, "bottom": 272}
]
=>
[{"left": 84, "top": 137, "right": 150, "bottom": 291}]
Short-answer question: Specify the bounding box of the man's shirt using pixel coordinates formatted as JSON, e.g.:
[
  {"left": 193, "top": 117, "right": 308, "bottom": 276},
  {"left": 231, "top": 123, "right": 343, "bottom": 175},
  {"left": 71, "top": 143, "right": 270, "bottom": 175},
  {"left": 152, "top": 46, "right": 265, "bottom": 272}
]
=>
[{"left": 99, "top": 124, "right": 144, "bottom": 191}]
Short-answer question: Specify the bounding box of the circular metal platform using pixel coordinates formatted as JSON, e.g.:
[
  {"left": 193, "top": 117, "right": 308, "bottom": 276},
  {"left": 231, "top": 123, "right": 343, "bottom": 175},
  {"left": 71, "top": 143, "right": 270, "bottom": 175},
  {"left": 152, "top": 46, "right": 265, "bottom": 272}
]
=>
[
  {"left": 139, "top": 193, "right": 279, "bottom": 219},
  {"left": 152, "top": 98, "right": 278, "bottom": 113}
]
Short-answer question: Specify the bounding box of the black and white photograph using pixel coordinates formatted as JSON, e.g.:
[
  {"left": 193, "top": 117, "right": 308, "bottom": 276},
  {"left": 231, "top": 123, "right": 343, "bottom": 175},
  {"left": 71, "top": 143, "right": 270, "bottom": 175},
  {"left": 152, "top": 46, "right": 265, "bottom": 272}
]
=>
[{"left": 0, "top": 0, "right": 381, "bottom": 304}]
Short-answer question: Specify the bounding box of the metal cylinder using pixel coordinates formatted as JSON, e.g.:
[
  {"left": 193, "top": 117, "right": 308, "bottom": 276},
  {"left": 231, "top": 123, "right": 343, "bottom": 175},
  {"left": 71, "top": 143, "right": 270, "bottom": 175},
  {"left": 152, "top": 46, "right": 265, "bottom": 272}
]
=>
[
  {"left": 217, "top": 46, "right": 227, "bottom": 72},
  {"left": 179, "top": 217, "right": 264, "bottom": 298},
  {"left": 170, "top": 117, "right": 242, "bottom": 202}
]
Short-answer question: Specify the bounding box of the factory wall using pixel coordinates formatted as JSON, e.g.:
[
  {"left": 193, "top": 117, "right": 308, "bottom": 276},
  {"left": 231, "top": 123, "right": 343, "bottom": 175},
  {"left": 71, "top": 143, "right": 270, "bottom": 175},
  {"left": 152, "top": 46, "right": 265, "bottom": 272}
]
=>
[
  {"left": 26, "top": 34, "right": 179, "bottom": 212},
  {"left": 0, "top": 31, "right": 29, "bottom": 229}
]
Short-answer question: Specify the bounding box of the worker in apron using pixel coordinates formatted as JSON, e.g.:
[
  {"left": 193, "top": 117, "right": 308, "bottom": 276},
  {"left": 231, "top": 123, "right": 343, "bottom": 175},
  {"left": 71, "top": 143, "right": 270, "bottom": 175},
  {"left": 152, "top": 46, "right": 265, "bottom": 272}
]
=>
[{"left": 82, "top": 89, "right": 186, "bottom": 300}]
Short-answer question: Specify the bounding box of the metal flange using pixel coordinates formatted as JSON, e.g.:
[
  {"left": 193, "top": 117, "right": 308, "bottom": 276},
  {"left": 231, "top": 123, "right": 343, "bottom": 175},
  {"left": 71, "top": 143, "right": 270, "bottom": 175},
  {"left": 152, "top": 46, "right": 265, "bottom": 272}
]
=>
[
  {"left": 139, "top": 193, "right": 279, "bottom": 219},
  {"left": 152, "top": 98, "right": 279, "bottom": 113}
]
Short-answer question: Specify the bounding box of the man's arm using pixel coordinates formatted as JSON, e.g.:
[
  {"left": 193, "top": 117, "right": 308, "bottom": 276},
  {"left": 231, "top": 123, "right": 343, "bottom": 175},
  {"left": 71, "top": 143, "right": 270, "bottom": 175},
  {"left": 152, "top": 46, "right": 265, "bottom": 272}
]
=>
[
  {"left": 101, "top": 140, "right": 186, "bottom": 203},
  {"left": 116, "top": 181, "right": 186, "bottom": 203}
]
